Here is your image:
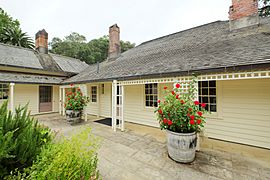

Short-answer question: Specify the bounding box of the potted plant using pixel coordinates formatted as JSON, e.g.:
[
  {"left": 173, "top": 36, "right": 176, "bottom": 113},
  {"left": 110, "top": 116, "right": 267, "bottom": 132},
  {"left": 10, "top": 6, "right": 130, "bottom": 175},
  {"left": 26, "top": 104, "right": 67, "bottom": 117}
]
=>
[
  {"left": 64, "top": 85, "right": 89, "bottom": 124},
  {"left": 155, "top": 77, "right": 207, "bottom": 163}
]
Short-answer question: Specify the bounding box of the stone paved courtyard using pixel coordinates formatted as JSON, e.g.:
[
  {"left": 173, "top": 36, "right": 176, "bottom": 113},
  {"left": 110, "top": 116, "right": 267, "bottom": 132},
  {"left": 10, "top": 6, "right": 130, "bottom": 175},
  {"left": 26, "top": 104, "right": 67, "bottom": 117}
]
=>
[{"left": 36, "top": 113, "right": 270, "bottom": 180}]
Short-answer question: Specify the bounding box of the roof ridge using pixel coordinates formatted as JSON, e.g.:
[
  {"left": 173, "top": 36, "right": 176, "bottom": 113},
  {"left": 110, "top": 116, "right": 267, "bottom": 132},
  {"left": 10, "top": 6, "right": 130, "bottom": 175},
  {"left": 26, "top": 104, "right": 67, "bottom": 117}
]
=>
[
  {"left": 139, "top": 20, "right": 227, "bottom": 46},
  {"left": 0, "top": 42, "right": 36, "bottom": 52},
  {"left": 49, "top": 52, "right": 87, "bottom": 64}
]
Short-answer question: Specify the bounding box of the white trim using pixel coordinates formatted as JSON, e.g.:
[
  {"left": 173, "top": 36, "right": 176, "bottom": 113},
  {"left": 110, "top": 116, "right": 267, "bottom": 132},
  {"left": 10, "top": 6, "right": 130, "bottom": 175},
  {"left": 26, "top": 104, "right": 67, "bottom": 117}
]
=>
[
  {"left": 118, "top": 70, "right": 270, "bottom": 85},
  {"left": 9, "top": 83, "right": 15, "bottom": 113}
]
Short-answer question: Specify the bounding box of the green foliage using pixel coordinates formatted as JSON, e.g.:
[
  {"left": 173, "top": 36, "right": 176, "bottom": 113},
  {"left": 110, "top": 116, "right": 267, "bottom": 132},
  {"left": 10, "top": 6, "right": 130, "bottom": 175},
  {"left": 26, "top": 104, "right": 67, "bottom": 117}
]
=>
[
  {"left": 155, "top": 76, "right": 208, "bottom": 133},
  {"left": 65, "top": 86, "right": 90, "bottom": 110},
  {"left": 0, "top": 101, "right": 52, "bottom": 178},
  {"left": 1, "top": 27, "right": 34, "bottom": 49},
  {"left": 0, "top": 8, "right": 34, "bottom": 49},
  {"left": 0, "top": 8, "right": 20, "bottom": 38},
  {"left": 50, "top": 33, "right": 135, "bottom": 64},
  {"left": 27, "top": 127, "right": 100, "bottom": 180},
  {"left": 259, "top": 0, "right": 270, "bottom": 17}
]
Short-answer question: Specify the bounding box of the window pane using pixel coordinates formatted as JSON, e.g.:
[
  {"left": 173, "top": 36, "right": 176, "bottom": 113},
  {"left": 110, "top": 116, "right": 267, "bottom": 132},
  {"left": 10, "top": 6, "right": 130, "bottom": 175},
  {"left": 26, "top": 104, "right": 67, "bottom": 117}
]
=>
[
  {"left": 153, "top": 88, "right": 157, "bottom": 94},
  {"left": 202, "top": 97, "right": 208, "bottom": 103},
  {"left": 209, "top": 88, "right": 216, "bottom": 95},
  {"left": 202, "top": 88, "right": 208, "bottom": 95},
  {"left": 210, "top": 105, "right": 217, "bottom": 112},
  {"left": 210, "top": 97, "right": 216, "bottom": 104},
  {"left": 209, "top": 81, "right": 216, "bottom": 87},
  {"left": 202, "top": 81, "right": 208, "bottom": 87}
]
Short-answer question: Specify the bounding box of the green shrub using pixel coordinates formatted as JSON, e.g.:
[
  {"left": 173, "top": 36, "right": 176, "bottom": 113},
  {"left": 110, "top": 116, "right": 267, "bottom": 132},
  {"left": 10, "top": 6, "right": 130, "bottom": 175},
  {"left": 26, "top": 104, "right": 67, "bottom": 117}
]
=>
[
  {"left": 0, "top": 101, "right": 52, "bottom": 178},
  {"left": 28, "top": 127, "right": 100, "bottom": 180}
]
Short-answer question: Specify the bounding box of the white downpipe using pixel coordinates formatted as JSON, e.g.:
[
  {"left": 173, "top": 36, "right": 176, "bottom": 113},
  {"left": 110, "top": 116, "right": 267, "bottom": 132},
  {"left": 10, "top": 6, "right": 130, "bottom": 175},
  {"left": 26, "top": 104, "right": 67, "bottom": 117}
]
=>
[
  {"left": 59, "top": 87, "right": 62, "bottom": 115},
  {"left": 121, "top": 85, "right": 124, "bottom": 132},
  {"left": 112, "top": 80, "right": 117, "bottom": 131},
  {"left": 9, "top": 83, "right": 15, "bottom": 113},
  {"left": 62, "top": 88, "right": 65, "bottom": 116}
]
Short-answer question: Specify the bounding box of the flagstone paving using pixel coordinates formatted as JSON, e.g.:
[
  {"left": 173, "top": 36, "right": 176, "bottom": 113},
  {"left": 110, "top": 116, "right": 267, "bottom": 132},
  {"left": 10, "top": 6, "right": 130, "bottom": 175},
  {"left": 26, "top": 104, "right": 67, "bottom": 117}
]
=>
[{"left": 37, "top": 113, "right": 270, "bottom": 180}]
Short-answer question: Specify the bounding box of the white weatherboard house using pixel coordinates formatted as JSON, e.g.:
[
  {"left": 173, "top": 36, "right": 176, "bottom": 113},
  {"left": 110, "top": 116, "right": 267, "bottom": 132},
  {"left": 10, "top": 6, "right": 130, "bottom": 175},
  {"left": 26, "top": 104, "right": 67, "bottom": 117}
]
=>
[{"left": 0, "top": 0, "right": 270, "bottom": 149}]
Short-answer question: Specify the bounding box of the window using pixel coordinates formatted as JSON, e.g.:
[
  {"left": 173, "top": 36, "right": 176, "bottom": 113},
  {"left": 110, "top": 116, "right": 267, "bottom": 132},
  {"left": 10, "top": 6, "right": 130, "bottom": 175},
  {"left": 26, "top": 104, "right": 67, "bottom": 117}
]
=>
[
  {"left": 101, "top": 84, "right": 105, "bottom": 94},
  {"left": 39, "top": 86, "right": 52, "bottom": 103},
  {"left": 198, "top": 81, "right": 217, "bottom": 112},
  {"left": 145, "top": 83, "right": 158, "bottom": 107},
  {"left": 0, "top": 84, "right": 9, "bottom": 100},
  {"left": 91, "top": 86, "right": 97, "bottom": 102}
]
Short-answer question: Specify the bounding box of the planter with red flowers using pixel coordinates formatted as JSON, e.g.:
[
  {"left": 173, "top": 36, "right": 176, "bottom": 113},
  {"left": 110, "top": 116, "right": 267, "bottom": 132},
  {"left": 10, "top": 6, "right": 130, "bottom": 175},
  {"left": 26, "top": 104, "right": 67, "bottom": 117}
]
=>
[
  {"left": 155, "top": 78, "right": 208, "bottom": 163},
  {"left": 65, "top": 85, "right": 89, "bottom": 125}
]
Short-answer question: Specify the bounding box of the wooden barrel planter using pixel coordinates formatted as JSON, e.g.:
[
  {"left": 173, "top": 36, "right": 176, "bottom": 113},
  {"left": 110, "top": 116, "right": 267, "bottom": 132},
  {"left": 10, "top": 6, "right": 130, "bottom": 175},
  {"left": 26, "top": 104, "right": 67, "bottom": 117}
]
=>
[
  {"left": 166, "top": 130, "right": 197, "bottom": 163},
  {"left": 66, "top": 110, "right": 82, "bottom": 125}
]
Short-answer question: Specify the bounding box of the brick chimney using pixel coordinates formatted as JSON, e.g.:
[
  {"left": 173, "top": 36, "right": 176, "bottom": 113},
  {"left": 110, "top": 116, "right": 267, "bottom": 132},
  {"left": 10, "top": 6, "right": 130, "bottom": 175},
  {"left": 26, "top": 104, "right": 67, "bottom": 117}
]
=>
[
  {"left": 108, "top": 24, "right": 121, "bottom": 60},
  {"left": 229, "top": 0, "right": 259, "bottom": 30},
  {"left": 35, "top": 29, "right": 48, "bottom": 53}
]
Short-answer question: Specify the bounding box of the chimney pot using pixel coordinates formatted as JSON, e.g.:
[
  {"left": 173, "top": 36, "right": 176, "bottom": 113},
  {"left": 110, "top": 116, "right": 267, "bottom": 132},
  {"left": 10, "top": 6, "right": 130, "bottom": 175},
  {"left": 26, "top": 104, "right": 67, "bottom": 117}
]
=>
[
  {"left": 35, "top": 29, "right": 48, "bottom": 54},
  {"left": 108, "top": 24, "right": 121, "bottom": 60}
]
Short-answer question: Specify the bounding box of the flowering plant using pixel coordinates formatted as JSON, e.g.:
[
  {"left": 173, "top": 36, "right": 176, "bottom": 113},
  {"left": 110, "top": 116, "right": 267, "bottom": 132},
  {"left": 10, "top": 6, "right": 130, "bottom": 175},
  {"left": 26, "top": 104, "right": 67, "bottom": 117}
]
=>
[
  {"left": 65, "top": 86, "right": 89, "bottom": 111},
  {"left": 156, "top": 77, "right": 208, "bottom": 133}
]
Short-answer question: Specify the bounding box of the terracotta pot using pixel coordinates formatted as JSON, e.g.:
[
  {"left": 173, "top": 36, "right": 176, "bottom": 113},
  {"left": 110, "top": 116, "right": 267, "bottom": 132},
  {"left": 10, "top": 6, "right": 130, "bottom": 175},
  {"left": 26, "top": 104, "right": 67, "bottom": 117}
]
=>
[
  {"left": 166, "top": 130, "right": 197, "bottom": 163},
  {"left": 65, "top": 110, "right": 82, "bottom": 124}
]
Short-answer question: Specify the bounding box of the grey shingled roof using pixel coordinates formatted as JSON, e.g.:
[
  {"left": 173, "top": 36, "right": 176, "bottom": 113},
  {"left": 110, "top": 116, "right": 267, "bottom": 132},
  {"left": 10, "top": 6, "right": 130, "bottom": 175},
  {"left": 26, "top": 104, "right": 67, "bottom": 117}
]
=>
[
  {"left": 64, "top": 17, "right": 270, "bottom": 84},
  {"left": 0, "top": 43, "right": 88, "bottom": 74},
  {"left": 0, "top": 72, "right": 65, "bottom": 84}
]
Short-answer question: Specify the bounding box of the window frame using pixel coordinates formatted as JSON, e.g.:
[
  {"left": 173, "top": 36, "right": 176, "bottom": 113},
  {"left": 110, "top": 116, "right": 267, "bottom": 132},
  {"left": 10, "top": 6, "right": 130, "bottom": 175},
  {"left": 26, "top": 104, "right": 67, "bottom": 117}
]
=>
[
  {"left": 144, "top": 83, "right": 158, "bottom": 108},
  {"left": 90, "top": 86, "right": 98, "bottom": 103},
  {"left": 198, "top": 80, "right": 217, "bottom": 112},
  {"left": 0, "top": 83, "right": 9, "bottom": 100}
]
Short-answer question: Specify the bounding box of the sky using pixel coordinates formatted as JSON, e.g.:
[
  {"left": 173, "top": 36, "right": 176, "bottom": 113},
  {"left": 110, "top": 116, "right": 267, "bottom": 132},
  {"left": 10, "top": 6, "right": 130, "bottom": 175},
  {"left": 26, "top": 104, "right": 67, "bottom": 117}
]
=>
[{"left": 0, "top": 0, "right": 231, "bottom": 45}]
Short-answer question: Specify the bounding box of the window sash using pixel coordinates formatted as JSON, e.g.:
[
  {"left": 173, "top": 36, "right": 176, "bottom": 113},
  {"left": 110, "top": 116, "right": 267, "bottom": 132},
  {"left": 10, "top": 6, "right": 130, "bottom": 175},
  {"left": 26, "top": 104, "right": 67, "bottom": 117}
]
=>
[
  {"left": 145, "top": 83, "right": 158, "bottom": 107},
  {"left": 198, "top": 81, "right": 217, "bottom": 112},
  {"left": 0, "top": 83, "right": 9, "bottom": 100},
  {"left": 91, "top": 86, "right": 97, "bottom": 102}
]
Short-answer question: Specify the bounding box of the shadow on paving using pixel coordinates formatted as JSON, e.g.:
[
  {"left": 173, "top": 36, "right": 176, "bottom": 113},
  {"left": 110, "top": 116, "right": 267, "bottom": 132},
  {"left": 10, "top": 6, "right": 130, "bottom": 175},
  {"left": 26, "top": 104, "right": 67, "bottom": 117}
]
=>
[{"left": 36, "top": 113, "right": 270, "bottom": 180}]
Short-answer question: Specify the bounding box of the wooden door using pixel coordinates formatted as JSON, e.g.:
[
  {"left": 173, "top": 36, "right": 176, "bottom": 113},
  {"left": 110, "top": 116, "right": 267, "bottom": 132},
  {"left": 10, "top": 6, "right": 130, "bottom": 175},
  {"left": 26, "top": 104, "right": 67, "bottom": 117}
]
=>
[{"left": 39, "top": 86, "right": 52, "bottom": 113}]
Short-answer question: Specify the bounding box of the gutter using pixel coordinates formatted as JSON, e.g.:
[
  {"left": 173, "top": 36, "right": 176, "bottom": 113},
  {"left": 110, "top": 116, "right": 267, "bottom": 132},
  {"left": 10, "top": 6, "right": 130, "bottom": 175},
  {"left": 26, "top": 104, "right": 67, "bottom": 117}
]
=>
[{"left": 60, "top": 62, "right": 270, "bottom": 85}]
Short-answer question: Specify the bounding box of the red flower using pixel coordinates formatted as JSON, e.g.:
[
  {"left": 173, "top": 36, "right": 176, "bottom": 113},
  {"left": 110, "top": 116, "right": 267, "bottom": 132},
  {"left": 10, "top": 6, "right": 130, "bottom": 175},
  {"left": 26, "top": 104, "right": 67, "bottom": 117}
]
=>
[
  {"left": 158, "top": 100, "right": 161, "bottom": 103},
  {"left": 190, "top": 115, "right": 195, "bottom": 120},
  {"left": 180, "top": 100, "right": 185, "bottom": 104},
  {"left": 164, "top": 86, "right": 168, "bottom": 90},
  {"left": 188, "top": 108, "right": 192, "bottom": 111},
  {"left": 197, "top": 119, "right": 202, "bottom": 125},
  {"left": 158, "top": 109, "right": 163, "bottom": 114},
  {"left": 69, "top": 104, "right": 72, "bottom": 106},
  {"left": 70, "top": 83, "right": 74, "bottom": 86},
  {"left": 163, "top": 119, "right": 168, "bottom": 124},
  {"left": 77, "top": 88, "right": 81, "bottom": 91},
  {"left": 175, "top": 83, "right": 181, "bottom": 88},
  {"left": 190, "top": 119, "right": 195, "bottom": 125},
  {"left": 197, "top": 111, "right": 202, "bottom": 116},
  {"left": 187, "top": 113, "right": 190, "bottom": 117},
  {"left": 168, "top": 113, "right": 170, "bottom": 117},
  {"left": 171, "top": 91, "right": 175, "bottom": 95},
  {"left": 176, "top": 95, "right": 179, "bottom": 99},
  {"left": 194, "top": 101, "right": 200, "bottom": 105},
  {"left": 201, "top": 103, "right": 206, "bottom": 108},
  {"left": 68, "top": 98, "right": 70, "bottom": 101},
  {"left": 168, "top": 120, "right": 173, "bottom": 125}
]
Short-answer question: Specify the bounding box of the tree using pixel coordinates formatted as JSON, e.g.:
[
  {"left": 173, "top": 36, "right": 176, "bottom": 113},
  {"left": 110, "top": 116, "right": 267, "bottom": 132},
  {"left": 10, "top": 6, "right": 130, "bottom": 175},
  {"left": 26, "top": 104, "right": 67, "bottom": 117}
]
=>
[
  {"left": 50, "top": 33, "right": 135, "bottom": 64},
  {"left": 0, "top": 8, "right": 34, "bottom": 49},
  {"left": 1, "top": 27, "right": 34, "bottom": 49},
  {"left": 259, "top": 0, "right": 270, "bottom": 17}
]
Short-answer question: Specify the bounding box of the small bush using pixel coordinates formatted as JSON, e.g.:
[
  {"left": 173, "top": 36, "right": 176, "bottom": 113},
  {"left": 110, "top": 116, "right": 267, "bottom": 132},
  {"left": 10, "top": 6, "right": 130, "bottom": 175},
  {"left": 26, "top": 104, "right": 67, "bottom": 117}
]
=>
[
  {"left": 0, "top": 101, "right": 52, "bottom": 178},
  {"left": 28, "top": 127, "right": 100, "bottom": 180}
]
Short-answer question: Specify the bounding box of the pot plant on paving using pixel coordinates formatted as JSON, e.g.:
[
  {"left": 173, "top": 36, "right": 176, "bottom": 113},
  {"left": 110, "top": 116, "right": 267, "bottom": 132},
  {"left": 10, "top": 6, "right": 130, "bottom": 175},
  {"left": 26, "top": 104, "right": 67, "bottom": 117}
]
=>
[
  {"left": 65, "top": 84, "right": 89, "bottom": 125},
  {"left": 155, "top": 76, "right": 208, "bottom": 163}
]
